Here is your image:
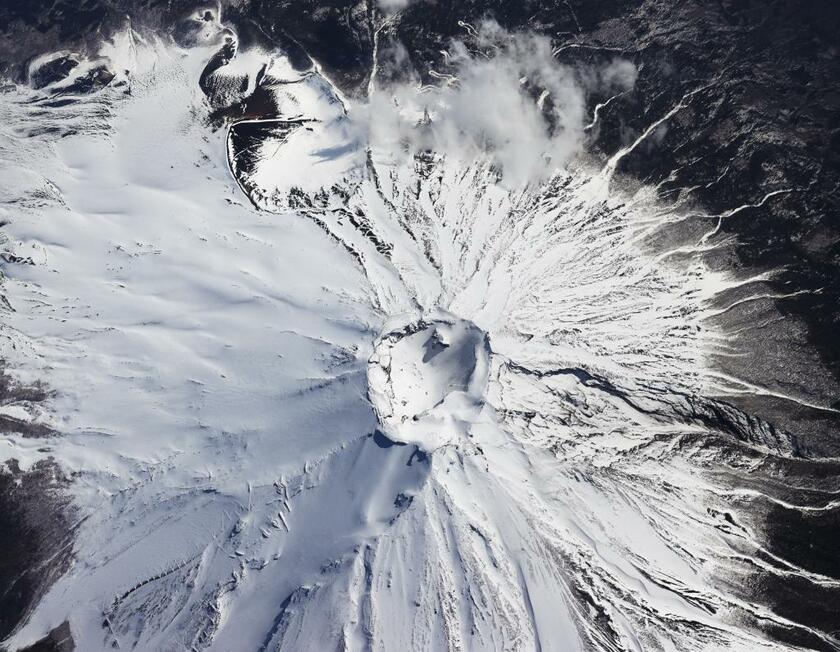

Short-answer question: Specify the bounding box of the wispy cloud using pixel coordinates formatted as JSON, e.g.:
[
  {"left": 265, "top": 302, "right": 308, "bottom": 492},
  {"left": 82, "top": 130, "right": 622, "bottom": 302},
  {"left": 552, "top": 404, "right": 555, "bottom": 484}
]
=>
[
  {"left": 376, "top": 0, "right": 413, "bottom": 12},
  {"left": 352, "top": 21, "right": 637, "bottom": 185}
]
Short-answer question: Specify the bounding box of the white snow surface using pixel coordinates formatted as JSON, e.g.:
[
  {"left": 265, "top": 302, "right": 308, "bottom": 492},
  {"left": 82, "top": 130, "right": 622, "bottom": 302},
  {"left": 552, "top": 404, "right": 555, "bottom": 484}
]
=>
[
  {"left": 0, "top": 23, "right": 817, "bottom": 652},
  {"left": 368, "top": 312, "right": 491, "bottom": 450}
]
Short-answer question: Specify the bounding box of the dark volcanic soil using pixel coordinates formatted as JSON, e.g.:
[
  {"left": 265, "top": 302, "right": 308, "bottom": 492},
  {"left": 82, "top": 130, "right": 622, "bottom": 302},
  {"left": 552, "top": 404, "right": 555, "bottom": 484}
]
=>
[
  {"left": 0, "top": 368, "right": 72, "bottom": 647},
  {"left": 0, "top": 459, "right": 75, "bottom": 644}
]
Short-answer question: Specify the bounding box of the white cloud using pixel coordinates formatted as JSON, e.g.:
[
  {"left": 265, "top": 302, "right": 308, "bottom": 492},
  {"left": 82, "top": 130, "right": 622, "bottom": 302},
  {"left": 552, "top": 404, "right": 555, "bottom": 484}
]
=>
[
  {"left": 377, "top": 0, "right": 412, "bottom": 12},
  {"left": 353, "top": 21, "right": 637, "bottom": 186},
  {"left": 599, "top": 58, "right": 638, "bottom": 92}
]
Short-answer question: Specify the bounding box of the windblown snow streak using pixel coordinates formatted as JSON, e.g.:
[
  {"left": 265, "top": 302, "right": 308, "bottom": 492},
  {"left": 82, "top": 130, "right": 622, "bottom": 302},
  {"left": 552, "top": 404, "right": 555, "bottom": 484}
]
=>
[{"left": 1, "top": 11, "right": 838, "bottom": 652}]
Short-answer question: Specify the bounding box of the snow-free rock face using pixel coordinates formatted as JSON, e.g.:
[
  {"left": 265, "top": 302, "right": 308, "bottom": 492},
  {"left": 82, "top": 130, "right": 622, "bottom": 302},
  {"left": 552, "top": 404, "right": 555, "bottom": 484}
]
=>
[{"left": 368, "top": 312, "right": 490, "bottom": 450}]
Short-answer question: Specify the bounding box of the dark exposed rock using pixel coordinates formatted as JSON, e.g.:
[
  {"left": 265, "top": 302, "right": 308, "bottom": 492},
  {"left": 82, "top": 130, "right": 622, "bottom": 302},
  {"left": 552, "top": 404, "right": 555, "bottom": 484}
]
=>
[
  {"left": 0, "top": 460, "right": 74, "bottom": 643},
  {"left": 16, "top": 621, "right": 74, "bottom": 652},
  {"left": 0, "top": 369, "right": 55, "bottom": 439},
  {"left": 28, "top": 56, "right": 78, "bottom": 90}
]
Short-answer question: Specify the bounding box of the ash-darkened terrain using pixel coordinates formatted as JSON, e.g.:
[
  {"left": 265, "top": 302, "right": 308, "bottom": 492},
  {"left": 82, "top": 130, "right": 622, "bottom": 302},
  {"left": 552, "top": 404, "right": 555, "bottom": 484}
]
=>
[{"left": 1, "top": 1, "right": 839, "bottom": 650}]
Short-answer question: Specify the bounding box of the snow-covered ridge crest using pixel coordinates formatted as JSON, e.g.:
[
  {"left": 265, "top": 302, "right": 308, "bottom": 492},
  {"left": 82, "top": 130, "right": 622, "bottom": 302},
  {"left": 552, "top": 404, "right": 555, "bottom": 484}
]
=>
[{"left": 0, "top": 13, "right": 826, "bottom": 652}]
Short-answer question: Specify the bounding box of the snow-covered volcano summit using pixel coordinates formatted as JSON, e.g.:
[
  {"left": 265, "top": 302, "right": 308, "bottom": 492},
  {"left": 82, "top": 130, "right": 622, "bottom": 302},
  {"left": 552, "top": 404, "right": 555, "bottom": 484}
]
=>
[{"left": 1, "top": 3, "right": 839, "bottom": 651}]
